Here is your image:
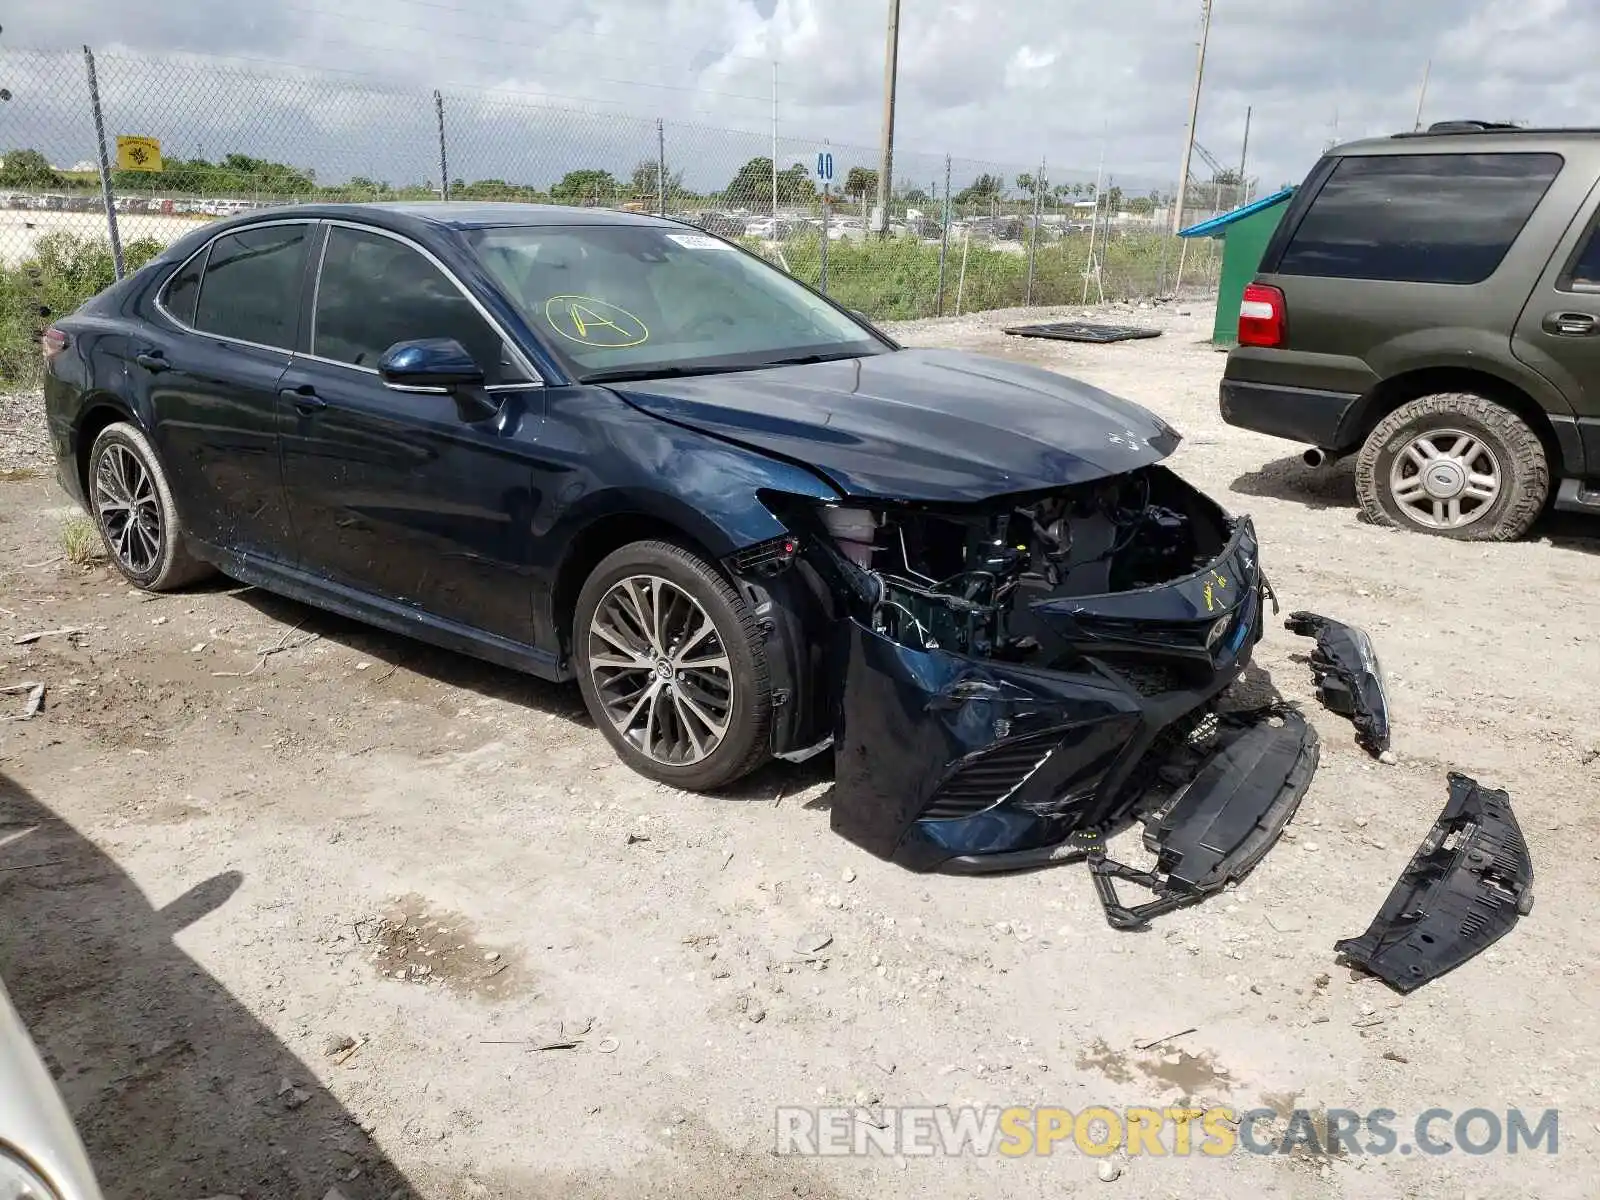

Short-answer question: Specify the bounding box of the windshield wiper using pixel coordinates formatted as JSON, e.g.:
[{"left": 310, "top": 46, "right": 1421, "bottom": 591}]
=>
[
  {"left": 579, "top": 363, "right": 757, "bottom": 385},
  {"left": 758, "top": 350, "right": 870, "bottom": 367}
]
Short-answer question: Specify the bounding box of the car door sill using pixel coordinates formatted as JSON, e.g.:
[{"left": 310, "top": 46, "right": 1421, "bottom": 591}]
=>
[{"left": 190, "top": 539, "right": 570, "bottom": 682}]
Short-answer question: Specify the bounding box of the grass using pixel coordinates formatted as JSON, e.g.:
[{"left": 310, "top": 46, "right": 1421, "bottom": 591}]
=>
[
  {"left": 61, "top": 514, "right": 103, "bottom": 565},
  {"left": 754, "top": 229, "right": 1217, "bottom": 321},
  {"left": 1, "top": 232, "right": 165, "bottom": 385}
]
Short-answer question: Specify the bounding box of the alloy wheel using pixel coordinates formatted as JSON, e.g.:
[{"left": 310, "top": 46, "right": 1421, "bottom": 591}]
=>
[
  {"left": 586, "top": 574, "right": 734, "bottom": 766},
  {"left": 1388, "top": 428, "right": 1502, "bottom": 530},
  {"left": 93, "top": 443, "right": 163, "bottom": 575}
]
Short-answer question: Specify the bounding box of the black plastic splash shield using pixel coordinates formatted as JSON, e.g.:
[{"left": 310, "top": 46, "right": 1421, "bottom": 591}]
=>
[
  {"left": 1086, "top": 705, "right": 1320, "bottom": 929},
  {"left": 1002, "top": 321, "right": 1163, "bottom": 344},
  {"left": 1284, "top": 610, "right": 1391, "bottom": 756},
  {"left": 1335, "top": 773, "right": 1533, "bottom": 993}
]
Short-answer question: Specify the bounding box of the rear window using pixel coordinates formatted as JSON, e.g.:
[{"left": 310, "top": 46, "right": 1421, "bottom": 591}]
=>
[
  {"left": 1275, "top": 152, "right": 1562, "bottom": 285},
  {"left": 192, "top": 223, "right": 310, "bottom": 348}
]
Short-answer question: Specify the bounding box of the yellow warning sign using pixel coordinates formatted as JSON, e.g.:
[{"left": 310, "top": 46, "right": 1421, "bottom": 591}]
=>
[{"left": 115, "top": 136, "right": 163, "bottom": 173}]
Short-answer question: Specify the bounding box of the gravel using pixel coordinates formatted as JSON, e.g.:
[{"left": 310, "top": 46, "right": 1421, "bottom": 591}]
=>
[{"left": 0, "top": 388, "right": 49, "bottom": 475}]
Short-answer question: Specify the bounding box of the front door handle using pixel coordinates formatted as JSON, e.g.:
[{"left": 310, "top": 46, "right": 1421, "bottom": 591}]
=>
[
  {"left": 134, "top": 350, "right": 169, "bottom": 372},
  {"left": 1543, "top": 311, "right": 1598, "bottom": 336},
  {"left": 279, "top": 385, "right": 327, "bottom": 414}
]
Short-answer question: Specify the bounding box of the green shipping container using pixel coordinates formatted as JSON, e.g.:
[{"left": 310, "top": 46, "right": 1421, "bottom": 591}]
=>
[{"left": 1178, "top": 187, "right": 1294, "bottom": 346}]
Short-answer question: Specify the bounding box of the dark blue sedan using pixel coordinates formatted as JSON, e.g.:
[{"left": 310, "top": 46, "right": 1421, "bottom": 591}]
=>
[{"left": 43, "top": 202, "right": 1312, "bottom": 904}]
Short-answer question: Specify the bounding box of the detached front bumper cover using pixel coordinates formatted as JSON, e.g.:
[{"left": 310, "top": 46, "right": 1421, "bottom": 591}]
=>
[
  {"left": 1335, "top": 773, "right": 1533, "bottom": 993},
  {"left": 1285, "top": 610, "right": 1391, "bottom": 756}
]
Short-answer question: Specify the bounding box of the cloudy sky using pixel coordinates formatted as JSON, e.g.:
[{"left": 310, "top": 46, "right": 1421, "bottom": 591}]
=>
[{"left": 3, "top": 0, "right": 1592, "bottom": 194}]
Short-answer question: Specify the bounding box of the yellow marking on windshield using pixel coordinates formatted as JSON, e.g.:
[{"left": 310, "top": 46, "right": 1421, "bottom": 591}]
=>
[{"left": 543, "top": 294, "right": 649, "bottom": 348}]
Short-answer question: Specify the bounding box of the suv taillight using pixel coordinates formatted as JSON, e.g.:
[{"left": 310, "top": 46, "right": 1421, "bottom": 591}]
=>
[
  {"left": 41, "top": 327, "right": 69, "bottom": 363},
  {"left": 1238, "top": 283, "right": 1286, "bottom": 348}
]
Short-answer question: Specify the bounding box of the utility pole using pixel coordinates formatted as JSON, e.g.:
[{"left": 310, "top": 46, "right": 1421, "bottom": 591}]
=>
[
  {"left": 1172, "top": 0, "right": 1213, "bottom": 235},
  {"left": 771, "top": 58, "right": 780, "bottom": 218},
  {"left": 1413, "top": 59, "right": 1432, "bottom": 132},
  {"left": 1237, "top": 104, "right": 1251, "bottom": 208},
  {"left": 875, "top": 0, "right": 901, "bottom": 238}
]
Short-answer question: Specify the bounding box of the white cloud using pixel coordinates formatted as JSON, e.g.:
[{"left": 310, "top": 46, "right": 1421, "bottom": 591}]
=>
[{"left": 2, "top": 0, "right": 1591, "bottom": 194}]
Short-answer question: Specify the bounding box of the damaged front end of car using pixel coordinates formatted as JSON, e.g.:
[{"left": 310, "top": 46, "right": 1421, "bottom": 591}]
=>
[{"left": 743, "top": 464, "right": 1319, "bottom": 924}]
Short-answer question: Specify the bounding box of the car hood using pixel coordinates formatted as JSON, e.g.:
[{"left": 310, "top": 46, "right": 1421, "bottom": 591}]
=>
[{"left": 606, "top": 347, "right": 1181, "bottom": 501}]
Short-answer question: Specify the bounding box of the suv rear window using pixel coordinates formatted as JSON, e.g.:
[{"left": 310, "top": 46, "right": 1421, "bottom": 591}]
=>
[{"left": 1275, "top": 152, "right": 1562, "bottom": 285}]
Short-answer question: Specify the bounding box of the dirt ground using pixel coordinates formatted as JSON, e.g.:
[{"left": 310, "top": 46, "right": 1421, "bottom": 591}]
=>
[{"left": 2, "top": 303, "right": 1598, "bottom": 1200}]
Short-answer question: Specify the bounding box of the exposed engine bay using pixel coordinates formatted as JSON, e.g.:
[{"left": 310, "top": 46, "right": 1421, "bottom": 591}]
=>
[{"left": 806, "top": 465, "right": 1235, "bottom": 664}]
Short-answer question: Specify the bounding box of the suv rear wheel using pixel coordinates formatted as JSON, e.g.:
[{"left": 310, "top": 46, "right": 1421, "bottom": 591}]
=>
[{"left": 1354, "top": 393, "right": 1548, "bottom": 541}]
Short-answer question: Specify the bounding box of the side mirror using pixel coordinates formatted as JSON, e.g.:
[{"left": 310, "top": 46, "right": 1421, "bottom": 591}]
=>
[{"left": 378, "top": 338, "right": 486, "bottom": 394}]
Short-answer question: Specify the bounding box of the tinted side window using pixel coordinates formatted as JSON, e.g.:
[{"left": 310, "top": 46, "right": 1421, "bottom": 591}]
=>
[
  {"left": 1276, "top": 152, "right": 1562, "bottom": 285},
  {"left": 1566, "top": 222, "right": 1600, "bottom": 290},
  {"left": 313, "top": 226, "right": 526, "bottom": 385},
  {"left": 162, "top": 249, "right": 206, "bottom": 326},
  {"left": 192, "top": 224, "right": 309, "bottom": 347}
]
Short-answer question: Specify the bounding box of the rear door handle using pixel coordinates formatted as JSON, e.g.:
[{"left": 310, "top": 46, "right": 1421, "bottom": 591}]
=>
[
  {"left": 279, "top": 386, "right": 327, "bottom": 414},
  {"left": 1543, "top": 311, "right": 1598, "bottom": 336},
  {"left": 134, "top": 350, "right": 169, "bottom": 372}
]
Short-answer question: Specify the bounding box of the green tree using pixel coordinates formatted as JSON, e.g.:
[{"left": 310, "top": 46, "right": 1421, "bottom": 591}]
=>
[
  {"left": 722, "top": 157, "right": 814, "bottom": 207},
  {"left": 954, "top": 172, "right": 1004, "bottom": 205},
  {"left": 630, "top": 158, "right": 685, "bottom": 201},
  {"left": 953, "top": 172, "right": 1004, "bottom": 206},
  {"left": 843, "top": 166, "right": 877, "bottom": 201},
  {"left": 550, "top": 168, "right": 622, "bottom": 205},
  {"left": 0, "top": 149, "right": 63, "bottom": 189},
  {"left": 112, "top": 153, "right": 316, "bottom": 196}
]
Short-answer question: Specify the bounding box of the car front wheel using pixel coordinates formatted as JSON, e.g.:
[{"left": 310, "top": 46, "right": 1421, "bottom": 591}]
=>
[
  {"left": 573, "top": 540, "right": 772, "bottom": 791},
  {"left": 1354, "top": 393, "right": 1549, "bottom": 541}
]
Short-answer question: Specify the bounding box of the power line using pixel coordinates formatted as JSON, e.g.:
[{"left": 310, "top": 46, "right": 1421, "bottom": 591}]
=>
[
  {"left": 362, "top": 0, "right": 781, "bottom": 66},
  {"left": 268, "top": 3, "right": 776, "bottom": 106},
  {"left": 85, "top": 44, "right": 787, "bottom": 131}
]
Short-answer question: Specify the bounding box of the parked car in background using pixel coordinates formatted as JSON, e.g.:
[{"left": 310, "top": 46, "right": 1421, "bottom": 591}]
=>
[
  {"left": 1222, "top": 120, "right": 1600, "bottom": 540},
  {"left": 43, "top": 201, "right": 1280, "bottom": 876},
  {"left": 686, "top": 210, "right": 747, "bottom": 238},
  {"left": 0, "top": 974, "right": 104, "bottom": 1199}
]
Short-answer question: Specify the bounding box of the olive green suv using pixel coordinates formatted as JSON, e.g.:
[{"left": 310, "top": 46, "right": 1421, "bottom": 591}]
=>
[{"left": 1221, "top": 120, "right": 1600, "bottom": 540}]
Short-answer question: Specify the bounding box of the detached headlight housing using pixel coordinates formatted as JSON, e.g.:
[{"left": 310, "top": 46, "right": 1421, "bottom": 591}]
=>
[{"left": 0, "top": 1146, "right": 61, "bottom": 1200}]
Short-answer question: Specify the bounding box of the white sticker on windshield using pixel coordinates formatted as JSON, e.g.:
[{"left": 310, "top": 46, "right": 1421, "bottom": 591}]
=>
[{"left": 667, "top": 233, "right": 733, "bottom": 250}]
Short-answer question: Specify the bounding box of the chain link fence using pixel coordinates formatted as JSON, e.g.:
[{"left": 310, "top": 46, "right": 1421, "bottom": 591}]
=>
[{"left": 0, "top": 46, "right": 1225, "bottom": 385}]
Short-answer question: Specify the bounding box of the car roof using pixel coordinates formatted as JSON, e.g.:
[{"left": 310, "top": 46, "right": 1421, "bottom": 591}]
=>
[
  {"left": 256, "top": 201, "right": 679, "bottom": 229},
  {"left": 1330, "top": 124, "right": 1600, "bottom": 158},
  {"left": 152, "top": 201, "right": 687, "bottom": 265}
]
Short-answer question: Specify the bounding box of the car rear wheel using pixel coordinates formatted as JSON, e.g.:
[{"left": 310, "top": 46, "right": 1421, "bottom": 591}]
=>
[
  {"left": 87, "top": 421, "right": 215, "bottom": 590},
  {"left": 1354, "top": 393, "right": 1548, "bottom": 541},
  {"left": 573, "top": 540, "right": 771, "bottom": 791}
]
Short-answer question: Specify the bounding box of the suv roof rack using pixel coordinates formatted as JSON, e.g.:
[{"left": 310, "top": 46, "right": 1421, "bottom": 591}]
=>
[
  {"left": 1390, "top": 120, "right": 1600, "bottom": 140},
  {"left": 1427, "top": 120, "right": 1523, "bottom": 132}
]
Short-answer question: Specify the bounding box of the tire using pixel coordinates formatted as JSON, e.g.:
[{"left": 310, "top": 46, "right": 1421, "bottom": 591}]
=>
[
  {"left": 86, "top": 421, "right": 215, "bottom": 590},
  {"left": 573, "top": 539, "right": 771, "bottom": 791},
  {"left": 1354, "top": 393, "right": 1548, "bottom": 541}
]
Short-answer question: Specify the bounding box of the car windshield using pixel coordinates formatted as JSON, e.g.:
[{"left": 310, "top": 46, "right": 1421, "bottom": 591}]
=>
[{"left": 466, "top": 223, "right": 887, "bottom": 381}]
